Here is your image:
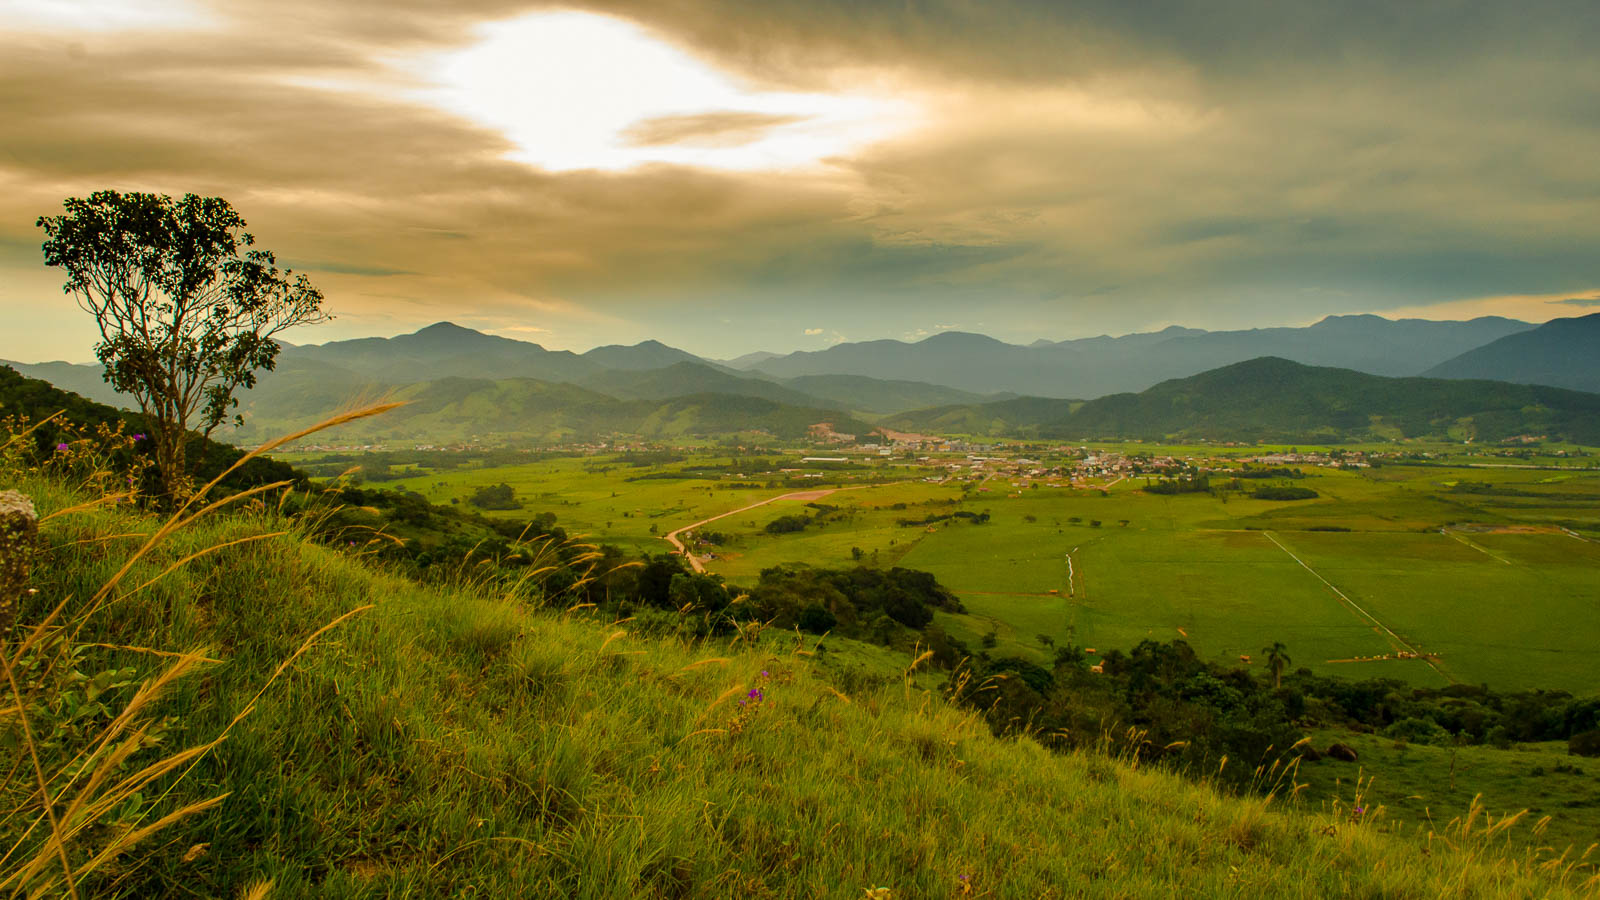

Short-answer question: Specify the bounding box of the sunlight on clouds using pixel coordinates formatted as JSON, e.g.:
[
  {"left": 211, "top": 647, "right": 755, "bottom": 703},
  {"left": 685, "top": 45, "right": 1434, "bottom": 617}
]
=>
[
  {"left": 403, "top": 11, "right": 918, "bottom": 172},
  {"left": 0, "top": 0, "right": 213, "bottom": 31},
  {"left": 1374, "top": 288, "right": 1600, "bottom": 324}
]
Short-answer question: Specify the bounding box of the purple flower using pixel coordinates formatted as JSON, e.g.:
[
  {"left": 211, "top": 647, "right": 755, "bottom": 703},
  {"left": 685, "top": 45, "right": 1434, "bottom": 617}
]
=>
[
  {"left": 132, "top": 433, "right": 146, "bottom": 441},
  {"left": 55, "top": 442, "right": 69, "bottom": 452},
  {"left": 748, "top": 687, "right": 764, "bottom": 702},
  {"left": 1353, "top": 806, "right": 1365, "bottom": 815}
]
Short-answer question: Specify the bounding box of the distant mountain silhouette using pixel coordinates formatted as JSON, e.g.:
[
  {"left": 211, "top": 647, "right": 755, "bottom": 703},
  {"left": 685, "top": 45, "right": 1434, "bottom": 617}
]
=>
[
  {"left": 885, "top": 357, "right": 1600, "bottom": 443},
  {"left": 578, "top": 361, "right": 836, "bottom": 408},
  {"left": 9, "top": 317, "right": 1561, "bottom": 440},
  {"left": 281, "top": 321, "right": 602, "bottom": 384},
  {"left": 751, "top": 316, "right": 1533, "bottom": 396},
  {"left": 1424, "top": 313, "right": 1600, "bottom": 392},
  {"left": 778, "top": 375, "right": 998, "bottom": 415},
  {"left": 581, "top": 339, "right": 704, "bottom": 371}
]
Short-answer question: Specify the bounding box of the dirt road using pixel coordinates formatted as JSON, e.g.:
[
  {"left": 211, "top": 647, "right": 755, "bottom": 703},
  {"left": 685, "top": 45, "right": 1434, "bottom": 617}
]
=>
[{"left": 661, "top": 489, "right": 840, "bottom": 573}]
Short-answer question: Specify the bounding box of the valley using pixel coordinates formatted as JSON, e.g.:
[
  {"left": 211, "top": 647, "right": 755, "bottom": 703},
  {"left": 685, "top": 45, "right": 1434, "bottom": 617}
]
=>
[{"left": 286, "top": 437, "right": 1600, "bottom": 694}]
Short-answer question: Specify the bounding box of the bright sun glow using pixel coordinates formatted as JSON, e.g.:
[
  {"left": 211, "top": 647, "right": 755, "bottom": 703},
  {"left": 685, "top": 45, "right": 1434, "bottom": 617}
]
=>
[{"left": 405, "top": 11, "right": 916, "bottom": 173}]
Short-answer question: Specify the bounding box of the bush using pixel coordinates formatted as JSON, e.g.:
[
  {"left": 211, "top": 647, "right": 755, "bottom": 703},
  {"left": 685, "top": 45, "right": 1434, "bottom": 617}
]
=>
[
  {"left": 1570, "top": 729, "right": 1600, "bottom": 757},
  {"left": 764, "top": 514, "right": 811, "bottom": 534},
  {"left": 1383, "top": 716, "right": 1453, "bottom": 747},
  {"left": 798, "top": 604, "right": 837, "bottom": 634},
  {"left": 468, "top": 482, "right": 521, "bottom": 510}
]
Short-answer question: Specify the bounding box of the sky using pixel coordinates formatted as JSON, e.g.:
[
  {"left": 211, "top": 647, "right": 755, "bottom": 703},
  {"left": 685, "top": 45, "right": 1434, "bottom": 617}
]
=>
[{"left": 2, "top": 0, "right": 1598, "bottom": 362}]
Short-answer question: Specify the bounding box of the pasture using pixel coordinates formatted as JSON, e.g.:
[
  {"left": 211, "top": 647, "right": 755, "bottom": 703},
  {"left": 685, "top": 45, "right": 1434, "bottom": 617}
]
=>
[{"left": 287, "top": 445, "right": 1600, "bottom": 693}]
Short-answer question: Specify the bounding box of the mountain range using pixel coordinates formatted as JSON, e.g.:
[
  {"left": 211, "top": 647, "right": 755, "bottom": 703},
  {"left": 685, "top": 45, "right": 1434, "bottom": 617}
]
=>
[
  {"left": 1422, "top": 313, "right": 1600, "bottom": 393},
  {"left": 733, "top": 315, "right": 1540, "bottom": 396},
  {"left": 883, "top": 357, "right": 1600, "bottom": 444},
  {"left": 5, "top": 313, "right": 1594, "bottom": 443}
]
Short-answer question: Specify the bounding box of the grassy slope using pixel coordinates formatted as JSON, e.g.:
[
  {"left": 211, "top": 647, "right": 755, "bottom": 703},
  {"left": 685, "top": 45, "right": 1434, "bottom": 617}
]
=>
[{"left": 19, "top": 475, "right": 1595, "bottom": 898}]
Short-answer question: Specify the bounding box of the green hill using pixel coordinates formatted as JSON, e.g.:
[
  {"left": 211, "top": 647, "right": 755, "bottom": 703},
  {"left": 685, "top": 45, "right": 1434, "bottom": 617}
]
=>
[
  {"left": 228, "top": 375, "right": 873, "bottom": 445},
  {"left": 7, "top": 469, "right": 1589, "bottom": 897},
  {"left": 1425, "top": 312, "right": 1600, "bottom": 393},
  {"left": 578, "top": 361, "right": 836, "bottom": 408},
  {"left": 0, "top": 363, "right": 299, "bottom": 489},
  {"left": 779, "top": 374, "right": 999, "bottom": 415},
  {"left": 887, "top": 357, "right": 1600, "bottom": 442}
]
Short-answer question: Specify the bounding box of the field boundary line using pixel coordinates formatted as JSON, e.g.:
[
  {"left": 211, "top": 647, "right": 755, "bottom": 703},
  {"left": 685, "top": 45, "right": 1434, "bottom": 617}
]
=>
[
  {"left": 1440, "top": 528, "right": 1513, "bottom": 564},
  {"left": 1261, "top": 530, "right": 1453, "bottom": 683}
]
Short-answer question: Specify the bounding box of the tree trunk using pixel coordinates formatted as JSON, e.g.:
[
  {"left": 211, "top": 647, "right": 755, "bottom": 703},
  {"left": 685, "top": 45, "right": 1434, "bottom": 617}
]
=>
[{"left": 155, "top": 426, "right": 193, "bottom": 507}]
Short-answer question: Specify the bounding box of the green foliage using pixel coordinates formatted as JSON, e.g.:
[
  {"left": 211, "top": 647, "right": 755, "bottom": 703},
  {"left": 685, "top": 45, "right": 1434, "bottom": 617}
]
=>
[
  {"left": 764, "top": 513, "right": 812, "bottom": 534},
  {"left": 9, "top": 461, "right": 1598, "bottom": 896},
  {"left": 0, "top": 364, "right": 300, "bottom": 493},
  {"left": 467, "top": 481, "right": 521, "bottom": 510},
  {"left": 37, "top": 191, "right": 328, "bottom": 500},
  {"left": 1145, "top": 476, "right": 1211, "bottom": 495}
]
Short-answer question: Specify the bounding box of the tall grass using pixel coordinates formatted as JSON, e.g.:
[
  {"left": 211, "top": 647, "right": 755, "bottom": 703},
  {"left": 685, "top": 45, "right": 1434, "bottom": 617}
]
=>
[
  {"left": 1, "top": 406, "right": 393, "bottom": 897},
  {"left": 4, "top": 409, "right": 1597, "bottom": 897}
]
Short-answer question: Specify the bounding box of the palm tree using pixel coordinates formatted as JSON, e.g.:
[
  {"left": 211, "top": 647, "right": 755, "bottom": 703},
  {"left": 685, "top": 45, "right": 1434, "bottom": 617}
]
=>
[{"left": 1264, "top": 642, "right": 1290, "bottom": 689}]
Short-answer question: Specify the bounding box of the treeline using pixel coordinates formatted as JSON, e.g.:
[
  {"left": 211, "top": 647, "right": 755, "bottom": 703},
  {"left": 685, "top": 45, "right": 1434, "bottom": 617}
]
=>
[
  {"left": 919, "top": 636, "right": 1600, "bottom": 789},
  {"left": 605, "top": 556, "right": 966, "bottom": 646},
  {"left": 897, "top": 510, "right": 991, "bottom": 527},
  {"left": 1144, "top": 475, "right": 1318, "bottom": 500}
]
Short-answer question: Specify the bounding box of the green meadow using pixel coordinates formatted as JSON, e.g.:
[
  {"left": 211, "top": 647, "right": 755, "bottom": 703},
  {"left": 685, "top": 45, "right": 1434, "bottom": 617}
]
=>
[
  {"left": 1295, "top": 731, "right": 1600, "bottom": 855},
  {"left": 295, "top": 447, "right": 1600, "bottom": 693}
]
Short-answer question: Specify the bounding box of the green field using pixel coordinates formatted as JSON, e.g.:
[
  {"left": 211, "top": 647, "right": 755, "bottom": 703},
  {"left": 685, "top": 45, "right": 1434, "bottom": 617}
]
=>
[
  {"left": 1296, "top": 731, "right": 1600, "bottom": 854},
  {"left": 290, "top": 446, "right": 1600, "bottom": 693}
]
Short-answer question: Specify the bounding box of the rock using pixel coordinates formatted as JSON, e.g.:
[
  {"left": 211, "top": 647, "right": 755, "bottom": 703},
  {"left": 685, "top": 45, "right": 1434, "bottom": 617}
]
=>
[
  {"left": 0, "top": 490, "right": 38, "bottom": 633},
  {"left": 1298, "top": 745, "right": 1323, "bottom": 763},
  {"left": 1326, "top": 742, "right": 1359, "bottom": 763}
]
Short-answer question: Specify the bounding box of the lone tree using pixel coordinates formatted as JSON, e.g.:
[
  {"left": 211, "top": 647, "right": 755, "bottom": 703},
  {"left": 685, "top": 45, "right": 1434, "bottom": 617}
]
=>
[
  {"left": 1263, "top": 641, "right": 1291, "bottom": 689},
  {"left": 38, "top": 191, "right": 328, "bottom": 501}
]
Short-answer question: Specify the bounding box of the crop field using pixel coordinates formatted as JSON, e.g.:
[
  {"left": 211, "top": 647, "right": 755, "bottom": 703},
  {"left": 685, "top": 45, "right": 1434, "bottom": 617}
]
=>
[{"left": 290, "top": 446, "right": 1600, "bottom": 692}]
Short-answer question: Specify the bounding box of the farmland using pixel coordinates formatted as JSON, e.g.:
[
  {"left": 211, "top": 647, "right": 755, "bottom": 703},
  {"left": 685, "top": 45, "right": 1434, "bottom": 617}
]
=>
[{"left": 285, "top": 441, "right": 1600, "bottom": 693}]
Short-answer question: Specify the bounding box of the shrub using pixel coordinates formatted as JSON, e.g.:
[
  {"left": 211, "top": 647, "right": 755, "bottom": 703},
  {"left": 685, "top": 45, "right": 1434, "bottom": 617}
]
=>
[{"left": 1570, "top": 729, "right": 1600, "bottom": 757}]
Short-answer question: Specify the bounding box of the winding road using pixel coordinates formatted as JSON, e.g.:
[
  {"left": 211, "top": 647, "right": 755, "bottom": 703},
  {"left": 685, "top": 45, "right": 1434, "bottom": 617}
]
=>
[{"left": 662, "top": 488, "right": 841, "bottom": 573}]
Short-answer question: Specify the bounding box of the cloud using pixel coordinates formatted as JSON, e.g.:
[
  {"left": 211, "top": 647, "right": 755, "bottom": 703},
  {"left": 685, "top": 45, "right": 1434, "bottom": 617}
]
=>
[
  {"left": 620, "top": 112, "right": 810, "bottom": 148},
  {"left": 2, "top": 0, "right": 1599, "bottom": 360},
  {"left": 803, "top": 327, "right": 824, "bottom": 335},
  {"left": 1548, "top": 297, "right": 1600, "bottom": 307}
]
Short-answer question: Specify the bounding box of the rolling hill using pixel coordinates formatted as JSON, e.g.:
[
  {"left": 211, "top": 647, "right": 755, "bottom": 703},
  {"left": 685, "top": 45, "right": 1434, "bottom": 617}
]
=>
[
  {"left": 577, "top": 361, "right": 835, "bottom": 408},
  {"left": 885, "top": 357, "right": 1600, "bottom": 443},
  {"left": 1424, "top": 312, "right": 1600, "bottom": 392},
  {"left": 224, "top": 372, "right": 873, "bottom": 445},
  {"left": 779, "top": 373, "right": 1000, "bottom": 414},
  {"left": 13, "top": 470, "right": 1574, "bottom": 896}
]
